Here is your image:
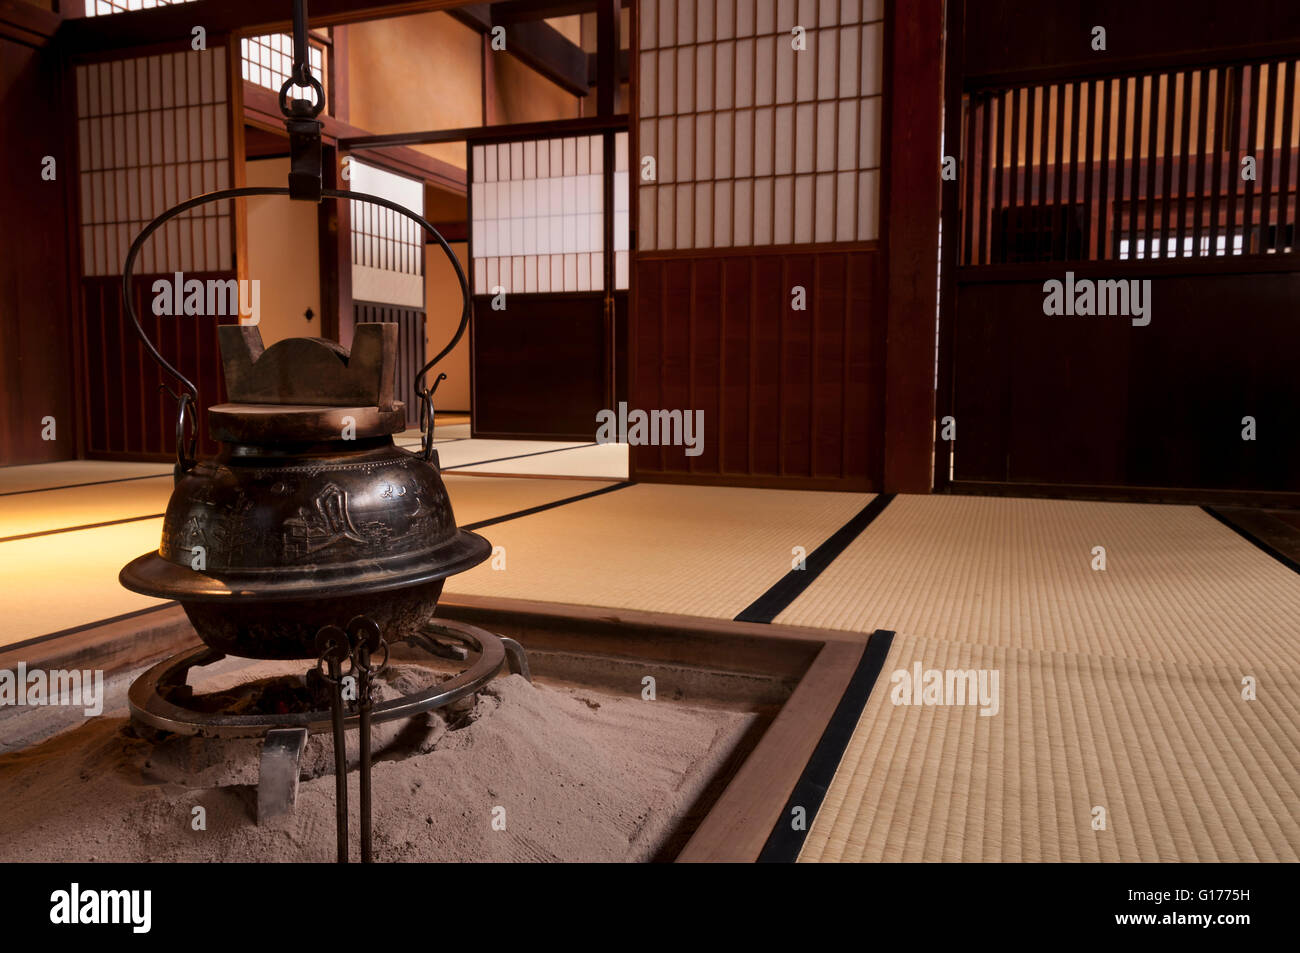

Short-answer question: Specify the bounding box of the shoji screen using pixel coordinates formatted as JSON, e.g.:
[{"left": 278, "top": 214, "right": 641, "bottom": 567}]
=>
[
  {"left": 74, "top": 46, "right": 236, "bottom": 460},
  {"left": 471, "top": 134, "right": 607, "bottom": 294},
  {"left": 84, "top": 0, "right": 195, "bottom": 15},
  {"left": 349, "top": 159, "right": 425, "bottom": 308},
  {"left": 76, "top": 50, "right": 231, "bottom": 276},
  {"left": 632, "top": 0, "right": 889, "bottom": 491},
  {"left": 637, "top": 0, "right": 883, "bottom": 250},
  {"left": 241, "top": 33, "right": 327, "bottom": 102}
]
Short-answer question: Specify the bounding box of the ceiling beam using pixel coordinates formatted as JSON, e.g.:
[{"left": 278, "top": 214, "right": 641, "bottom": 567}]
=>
[
  {"left": 0, "top": 0, "right": 61, "bottom": 48},
  {"left": 340, "top": 113, "right": 626, "bottom": 151},
  {"left": 488, "top": 0, "right": 599, "bottom": 22},
  {"left": 448, "top": 4, "right": 589, "bottom": 96}
]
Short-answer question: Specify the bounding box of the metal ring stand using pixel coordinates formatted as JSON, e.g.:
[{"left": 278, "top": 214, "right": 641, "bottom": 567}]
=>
[
  {"left": 127, "top": 618, "right": 530, "bottom": 862},
  {"left": 128, "top": 619, "right": 515, "bottom": 738}
]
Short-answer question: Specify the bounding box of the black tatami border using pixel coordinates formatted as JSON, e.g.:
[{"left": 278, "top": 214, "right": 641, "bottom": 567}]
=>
[
  {"left": 758, "top": 627, "right": 896, "bottom": 863},
  {"left": 442, "top": 442, "right": 599, "bottom": 471},
  {"left": 734, "top": 493, "right": 896, "bottom": 623},
  {"left": 1202, "top": 505, "right": 1300, "bottom": 576},
  {"left": 461, "top": 480, "right": 632, "bottom": 531}
]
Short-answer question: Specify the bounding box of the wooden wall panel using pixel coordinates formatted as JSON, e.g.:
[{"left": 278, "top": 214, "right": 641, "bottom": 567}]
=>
[
  {"left": 471, "top": 292, "right": 612, "bottom": 441},
  {"left": 951, "top": 269, "right": 1299, "bottom": 494},
  {"left": 80, "top": 274, "right": 231, "bottom": 461},
  {"left": 0, "top": 35, "right": 76, "bottom": 467},
  {"left": 354, "top": 301, "right": 426, "bottom": 426},
  {"left": 631, "top": 248, "right": 884, "bottom": 490}
]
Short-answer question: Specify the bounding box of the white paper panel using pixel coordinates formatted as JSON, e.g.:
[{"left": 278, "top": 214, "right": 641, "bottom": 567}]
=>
[{"left": 633, "top": 0, "right": 883, "bottom": 250}]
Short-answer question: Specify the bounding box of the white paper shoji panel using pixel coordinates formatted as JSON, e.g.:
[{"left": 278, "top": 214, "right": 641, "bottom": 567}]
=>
[
  {"left": 636, "top": 0, "right": 884, "bottom": 251},
  {"left": 349, "top": 160, "right": 426, "bottom": 309},
  {"left": 75, "top": 49, "right": 231, "bottom": 277},
  {"left": 471, "top": 134, "right": 618, "bottom": 295},
  {"left": 241, "top": 34, "right": 326, "bottom": 101},
  {"left": 85, "top": 0, "right": 194, "bottom": 16}
]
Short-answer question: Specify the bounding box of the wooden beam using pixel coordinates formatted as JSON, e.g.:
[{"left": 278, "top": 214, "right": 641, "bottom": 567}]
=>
[
  {"left": 481, "top": 29, "right": 497, "bottom": 125},
  {"left": 318, "top": 143, "right": 353, "bottom": 344},
  {"left": 242, "top": 82, "right": 467, "bottom": 192},
  {"left": 933, "top": 0, "right": 964, "bottom": 491},
  {"left": 427, "top": 221, "right": 468, "bottom": 241},
  {"left": 340, "top": 112, "right": 626, "bottom": 150},
  {"left": 963, "top": 0, "right": 1300, "bottom": 88},
  {"left": 449, "top": 4, "right": 590, "bottom": 96},
  {"left": 586, "top": 47, "right": 629, "bottom": 86},
  {"left": 595, "top": 0, "right": 616, "bottom": 116},
  {"left": 489, "top": 0, "right": 602, "bottom": 22},
  {"left": 329, "top": 22, "right": 349, "bottom": 123},
  {"left": 227, "top": 39, "right": 249, "bottom": 284},
  {"left": 882, "top": 0, "right": 943, "bottom": 493},
  {"left": 0, "top": 0, "right": 60, "bottom": 47}
]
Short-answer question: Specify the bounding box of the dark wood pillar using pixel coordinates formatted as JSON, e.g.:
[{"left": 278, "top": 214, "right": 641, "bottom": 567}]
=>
[
  {"left": 882, "top": 0, "right": 945, "bottom": 492},
  {"left": 319, "top": 143, "right": 353, "bottom": 345}
]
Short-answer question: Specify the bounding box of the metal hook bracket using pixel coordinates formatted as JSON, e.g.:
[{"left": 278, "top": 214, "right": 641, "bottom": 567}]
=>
[{"left": 280, "top": 0, "right": 324, "bottom": 201}]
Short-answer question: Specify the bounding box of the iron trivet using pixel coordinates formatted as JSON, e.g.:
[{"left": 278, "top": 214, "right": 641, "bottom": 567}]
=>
[{"left": 127, "top": 618, "right": 530, "bottom": 863}]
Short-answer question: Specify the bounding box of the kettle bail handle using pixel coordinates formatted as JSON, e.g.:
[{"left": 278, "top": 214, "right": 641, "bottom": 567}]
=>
[{"left": 120, "top": 187, "right": 471, "bottom": 474}]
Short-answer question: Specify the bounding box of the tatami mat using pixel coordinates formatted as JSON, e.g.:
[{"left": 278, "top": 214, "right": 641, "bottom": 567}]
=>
[
  {"left": 442, "top": 475, "right": 616, "bottom": 526},
  {"left": 445, "top": 483, "right": 872, "bottom": 619},
  {"left": 0, "top": 519, "right": 171, "bottom": 646},
  {"left": 0, "top": 477, "right": 172, "bottom": 539},
  {"left": 799, "top": 633, "right": 1300, "bottom": 862},
  {"left": 0, "top": 460, "right": 171, "bottom": 495},
  {"left": 778, "top": 495, "right": 1300, "bottom": 669},
  {"left": 0, "top": 471, "right": 602, "bottom": 647},
  {"left": 787, "top": 494, "right": 1300, "bottom": 862},
  {"left": 453, "top": 441, "right": 628, "bottom": 479}
]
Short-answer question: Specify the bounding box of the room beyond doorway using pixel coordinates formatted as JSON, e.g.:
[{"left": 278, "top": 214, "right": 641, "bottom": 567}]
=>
[{"left": 398, "top": 414, "right": 629, "bottom": 480}]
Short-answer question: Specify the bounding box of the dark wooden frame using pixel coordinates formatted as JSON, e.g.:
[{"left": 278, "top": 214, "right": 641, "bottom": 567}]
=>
[
  {"left": 936, "top": 0, "right": 1300, "bottom": 504},
  {"left": 1, "top": 593, "right": 871, "bottom": 864},
  {"left": 462, "top": 121, "right": 630, "bottom": 441}
]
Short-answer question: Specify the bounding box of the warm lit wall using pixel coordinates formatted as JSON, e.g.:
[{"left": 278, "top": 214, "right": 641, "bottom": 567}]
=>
[
  {"left": 425, "top": 241, "right": 471, "bottom": 412},
  {"left": 347, "top": 12, "right": 482, "bottom": 170},
  {"left": 492, "top": 52, "right": 582, "bottom": 125},
  {"left": 245, "top": 158, "right": 321, "bottom": 345}
]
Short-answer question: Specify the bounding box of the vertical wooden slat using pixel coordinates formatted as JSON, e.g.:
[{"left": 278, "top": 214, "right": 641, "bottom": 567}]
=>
[
  {"left": 963, "top": 94, "right": 977, "bottom": 264},
  {"left": 1067, "top": 82, "right": 1082, "bottom": 258},
  {"left": 1259, "top": 60, "right": 1278, "bottom": 251},
  {"left": 1029, "top": 85, "right": 1044, "bottom": 261},
  {"left": 1097, "top": 78, "right": 1113, "bottom": 260},
  {"left": 992, "top": 90, "right": 1005, "bottom": 261},
  {"left": 1053, "top": 82, "right": 1066, "bottom": 258},
  {"left": 1112, "top": 76, "right": 1129, "bottom": 258},
  {"left": 1242, "top": 63, "right": 1261, "bottom": 251},
  {"left": 1008, "top": 82, "right": 1019, "bottom": 256},
  {"left": 1192, "top": 69, "right": 1210, "bottom": 255},
  {"left": 1225, "top": 67, "right": 1243, "bottom": 254},
  {"left": 1174, "top": 70, "right": 1193, "bottom": 257},
  {"left": 1277, "top": 59, "right": 1296, "bottom": 255},
  {"left": 1149, "top": 74, "right": 1170, "bottom": 254},
  {"left": 980, "top": 90, "right": 993, "bottom": 263},
  {"left": 1128, "top": 74, "right": 1145, "bottom": 257},
  {"left": 1208, "top": 68, "right": 1227, "bottom": 254},
  {"left": 1146, "top": 73, "right": 1164, "bottom": 257},
  {"left": 1083, "top": 80, "right": 1097, "bottom": 259}
]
